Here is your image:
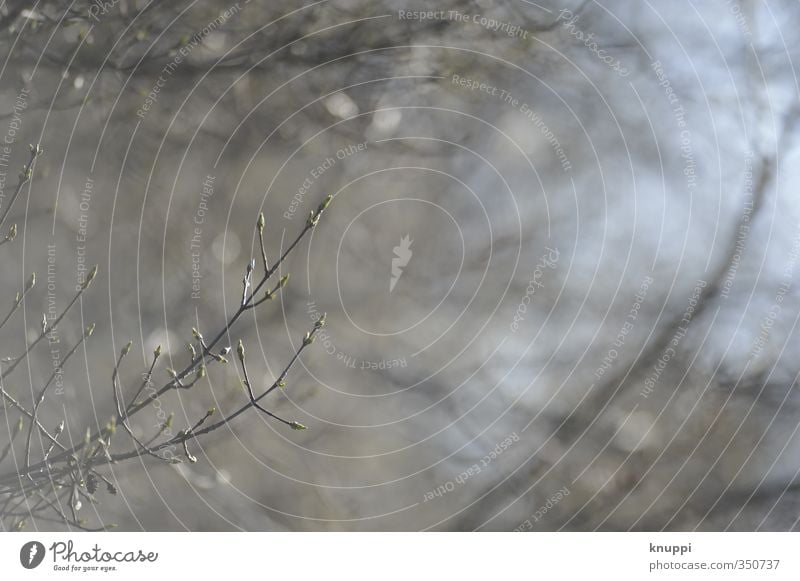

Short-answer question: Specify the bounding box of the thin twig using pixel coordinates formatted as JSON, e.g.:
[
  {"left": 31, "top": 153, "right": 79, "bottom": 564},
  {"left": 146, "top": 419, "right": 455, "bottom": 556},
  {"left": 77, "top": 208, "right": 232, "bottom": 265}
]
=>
[
  {"left": 0, "top": 417, "right": 23, "bottom": 464},
  {"left": 236, "top": 339, "right": 299, "bottom": 429},
  {"left": 1, "top": 266, "right": 97, "bottom": 380},
  {"left": 125, "top": 345, "right": 161, "bottom": 413},
  {"left": 23, "top": 324, "right": 94, "bottom": 476},
  {"left": 0, "top": 144, "right": 41, "bottom": 231},
  {"left": 0, "top": 272, "right": 35, "bottom": 334},
  {"left": 111, "top": 342, "right": 173, "bottom": 463}
]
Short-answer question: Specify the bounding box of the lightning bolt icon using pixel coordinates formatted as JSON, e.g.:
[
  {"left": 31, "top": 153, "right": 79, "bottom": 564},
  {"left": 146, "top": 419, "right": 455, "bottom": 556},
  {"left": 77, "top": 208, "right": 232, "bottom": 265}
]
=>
[{"left": 28, "top": 544, "right": 38, "bottom": 565}]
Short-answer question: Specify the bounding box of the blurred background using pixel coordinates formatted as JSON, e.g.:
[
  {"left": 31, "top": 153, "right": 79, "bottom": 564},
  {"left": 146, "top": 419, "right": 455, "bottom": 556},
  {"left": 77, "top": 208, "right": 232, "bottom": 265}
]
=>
[{"left": 2, "top": 0, "right": 800, "bottom": 530}]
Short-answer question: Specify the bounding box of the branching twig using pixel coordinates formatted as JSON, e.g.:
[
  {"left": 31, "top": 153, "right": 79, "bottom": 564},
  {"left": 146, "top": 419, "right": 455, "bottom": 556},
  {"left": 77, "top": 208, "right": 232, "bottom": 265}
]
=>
[
  {"left": 111, "top": 342, "right": 174, "bottom": 463},
  {"left": 23, "top": 324, "right": 94, "bottom": 476},
  {"left": 1, "top": 265, "right": 97, "bottom": 379},
  {"left": 0, "top": 185, "right": 334, "bottom": 532}
]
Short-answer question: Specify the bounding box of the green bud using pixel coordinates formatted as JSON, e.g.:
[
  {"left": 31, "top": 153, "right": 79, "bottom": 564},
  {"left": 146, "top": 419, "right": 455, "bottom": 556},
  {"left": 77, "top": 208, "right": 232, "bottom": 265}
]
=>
[
  {"left": 82, "top": 265, "right": 98, "bottom": 290},
  {"left": 318, "top": 194, "right": 333, "bottom": 212}
]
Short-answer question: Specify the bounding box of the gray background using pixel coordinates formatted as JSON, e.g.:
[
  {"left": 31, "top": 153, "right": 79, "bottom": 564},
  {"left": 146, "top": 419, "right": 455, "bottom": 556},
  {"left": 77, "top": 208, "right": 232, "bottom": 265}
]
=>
[{"left": 1, "top": 0, "right": 799, "bottom": 530}]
